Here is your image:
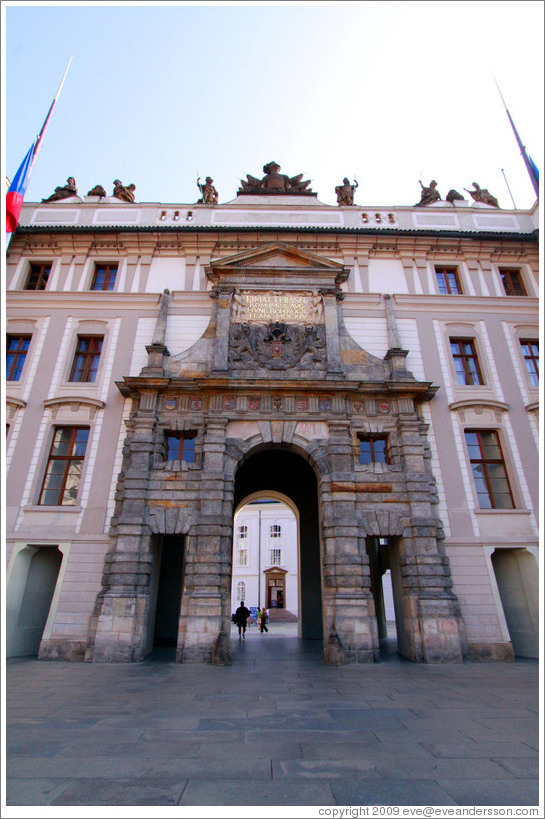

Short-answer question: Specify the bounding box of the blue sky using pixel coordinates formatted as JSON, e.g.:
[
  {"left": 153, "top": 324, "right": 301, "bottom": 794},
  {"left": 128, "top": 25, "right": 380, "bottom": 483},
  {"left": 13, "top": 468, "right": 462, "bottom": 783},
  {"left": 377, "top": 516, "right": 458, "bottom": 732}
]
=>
[{"left": 3, "top": 1, "right": 543, "bottom": 209}]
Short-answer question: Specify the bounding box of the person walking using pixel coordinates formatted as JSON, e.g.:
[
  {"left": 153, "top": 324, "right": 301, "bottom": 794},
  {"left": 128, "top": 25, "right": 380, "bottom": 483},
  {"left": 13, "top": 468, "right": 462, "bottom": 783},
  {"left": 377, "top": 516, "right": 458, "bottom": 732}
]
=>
[
  {"left": 256, "top": 608, "right": 262, "bottom": 630},
  {"left": 234, "top": 600, "right": 251, "bottom": 640},
  {"left": 260, "top": 606, "right": 269, "bottom": 633}
]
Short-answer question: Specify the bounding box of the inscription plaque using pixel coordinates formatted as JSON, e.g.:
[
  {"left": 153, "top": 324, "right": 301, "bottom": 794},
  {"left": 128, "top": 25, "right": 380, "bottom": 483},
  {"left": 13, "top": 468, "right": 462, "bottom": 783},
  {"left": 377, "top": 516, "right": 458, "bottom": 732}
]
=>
[{"left": 232, "top": 290, "right": 323, "bottom": 325}]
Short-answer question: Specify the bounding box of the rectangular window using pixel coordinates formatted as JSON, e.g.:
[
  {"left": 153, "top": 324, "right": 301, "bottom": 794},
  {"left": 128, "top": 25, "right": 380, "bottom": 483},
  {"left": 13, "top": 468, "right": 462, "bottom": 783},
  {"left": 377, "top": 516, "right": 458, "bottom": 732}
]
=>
[
  {"left": 165, "top": 432, "right": 196, "bottom": 463},
  {"left": 39, "top": 427, "right": 89, "bottom": 506},
  {"left": 435, "top": 266, "right": 462, "bottom": 295},
  {"left": 359, "top": 435, "right": 389, "bottom": 465},
  {"left": 500, "top": 269, "right": 526, "bottom": 296},
  {"left": 520, "top": 340, "right": 539, "bottom": 386},
  {"left": 270, "top": 548, "right": 282, "bottom": 565},
  {"left": 236, "top": 549, "right": 248, "bottom": 567},
  {"left": 25, "top": 263, "right": 51, "bottom": 291},
  {"left": 465, "top": 429, "right": 514, "bottom": 509},
  {"left": 450, "top": 338, "right": 484, "bottom": 385},
  {"left": 6, "top": 335, "right": 31, "bottom": 381},
  {"left": 69, "top": 336, "right": 103, "bottom": 383},
  {"left": 91, "top": 263, "right": 117, "bottom": 291}
]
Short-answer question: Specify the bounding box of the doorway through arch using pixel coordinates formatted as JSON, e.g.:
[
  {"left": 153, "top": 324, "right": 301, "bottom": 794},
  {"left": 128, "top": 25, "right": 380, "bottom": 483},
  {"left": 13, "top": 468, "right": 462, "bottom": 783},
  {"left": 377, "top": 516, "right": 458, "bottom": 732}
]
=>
[{"left": 233, "top": 448, "right": 323, "bottom": 642}]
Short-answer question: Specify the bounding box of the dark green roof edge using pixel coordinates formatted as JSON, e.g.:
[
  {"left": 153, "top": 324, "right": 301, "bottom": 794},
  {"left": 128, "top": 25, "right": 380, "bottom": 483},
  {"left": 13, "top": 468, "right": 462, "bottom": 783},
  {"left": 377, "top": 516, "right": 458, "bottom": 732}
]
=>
[{"left": 13, "top": 225, "right": 539, "bottom": 242}]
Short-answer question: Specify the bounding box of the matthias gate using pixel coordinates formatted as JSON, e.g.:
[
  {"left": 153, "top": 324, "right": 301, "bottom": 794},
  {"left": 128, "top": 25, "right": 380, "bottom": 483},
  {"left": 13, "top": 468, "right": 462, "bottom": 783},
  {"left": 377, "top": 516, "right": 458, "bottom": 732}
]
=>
[{"left": 87, "top": 243, "right": 466, "bottom": 664}]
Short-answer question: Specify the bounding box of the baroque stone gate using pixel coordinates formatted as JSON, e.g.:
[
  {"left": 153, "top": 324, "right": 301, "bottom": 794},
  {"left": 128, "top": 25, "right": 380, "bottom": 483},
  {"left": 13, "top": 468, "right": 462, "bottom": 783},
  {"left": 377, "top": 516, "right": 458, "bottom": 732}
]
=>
[{"left": 87, "top": 243, "right": 466, "bottom": 664}]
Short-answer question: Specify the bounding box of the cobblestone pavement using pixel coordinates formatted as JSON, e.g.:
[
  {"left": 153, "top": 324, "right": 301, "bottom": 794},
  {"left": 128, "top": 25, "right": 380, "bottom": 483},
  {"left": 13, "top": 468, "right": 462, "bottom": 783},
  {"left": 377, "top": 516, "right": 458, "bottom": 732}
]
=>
[{"left": 5, "top": 626, "right": 540, "bottom": 809}]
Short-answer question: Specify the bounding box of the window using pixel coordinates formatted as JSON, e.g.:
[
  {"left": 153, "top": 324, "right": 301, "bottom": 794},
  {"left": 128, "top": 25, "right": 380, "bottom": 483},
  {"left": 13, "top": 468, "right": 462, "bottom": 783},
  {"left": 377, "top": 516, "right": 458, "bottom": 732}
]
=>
[
  {"left": 91, "top": 263, "right": 117, "bottom": 291},
  {"left": 236, "top": 581, "right": 246, "bottom": 602},
  {"left": 237, "top": 525, "right": 248, "bottom": 540},
  {"left": 25, "top": 263, "right": 51, "bottom": 291},
  {"left": 165, "top": 431, "right": 196, "bottom": 463},
  {"left": 465, "top": 430, "right": 514, "bottom": 509},
  {"left": 270, "top": 524, "right": 281, "bottom": 538},
  {"left": 520, "top": 340, "right": 539, "bottom": 386},
  {"left": 39, "top": 427, "right": 89, "bottom": 506},
  {"left": 450, "top": 338, "right": 484, "bottom": 385},
  {"left": 69, "top": 336, "right": 103, "bottom": 382},
  {"left": 500, "top": 269, "right": 526, "bottom": 296},
  {"left": 236, "top": 548, "right": 248, "bottom": 567},
  {"left": 6, "top": 335, "right": 31, "bottom": 381},
  {"left": 270, "top": 548, "right": 282, "bottom": 565},
  {"left": 359, "top": 435, "right": 389, "bottom": 464},
  {"left": 435, "top": 266, "right": 462, "bottom": 295}
]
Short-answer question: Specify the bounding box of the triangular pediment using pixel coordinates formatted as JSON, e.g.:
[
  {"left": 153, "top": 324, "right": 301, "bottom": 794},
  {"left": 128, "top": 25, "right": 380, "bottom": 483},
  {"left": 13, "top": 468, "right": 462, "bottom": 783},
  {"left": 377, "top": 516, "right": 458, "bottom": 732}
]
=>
[
  {"left": 206, "top": 242, "right": 348, "bottom": 287},
  {"left": 211, "top": 242, "right": 344, "bottom": 271}
]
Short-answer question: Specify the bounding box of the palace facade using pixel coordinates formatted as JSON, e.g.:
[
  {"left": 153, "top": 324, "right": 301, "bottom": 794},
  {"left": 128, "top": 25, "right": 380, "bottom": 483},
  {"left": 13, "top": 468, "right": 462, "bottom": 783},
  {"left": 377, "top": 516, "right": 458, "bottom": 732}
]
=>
[{"left": 5, "top": 173, "right": 539, "bottom": 664}]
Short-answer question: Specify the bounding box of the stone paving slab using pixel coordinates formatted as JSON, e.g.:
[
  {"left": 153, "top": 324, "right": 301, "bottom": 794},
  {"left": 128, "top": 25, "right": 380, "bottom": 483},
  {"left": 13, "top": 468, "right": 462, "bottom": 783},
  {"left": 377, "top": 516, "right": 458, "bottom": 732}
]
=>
[
  {"left": 178, "top": 778, "right": 336, "bottom": 805},
  {"left": 437, "top": 778, "right": 539, "bottom": 807},
  {"left": 330, "top": 779, "right": 459, "bottom": 806},
  {"left": 50, "top": 777, "right": 188, "bottom": 806},
  {"left": 5, "top": 646, "right": 540, "bottom": 809},
  {"left": 6, "top": 778, "right": 72, "bottom": 806}
]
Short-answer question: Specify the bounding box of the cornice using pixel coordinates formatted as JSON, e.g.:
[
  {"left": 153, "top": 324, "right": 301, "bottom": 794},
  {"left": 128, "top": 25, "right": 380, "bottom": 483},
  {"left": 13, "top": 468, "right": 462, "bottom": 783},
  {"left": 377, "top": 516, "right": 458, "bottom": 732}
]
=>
[{"left": 448, "top": 399, "right": 509, "bottom": 413}]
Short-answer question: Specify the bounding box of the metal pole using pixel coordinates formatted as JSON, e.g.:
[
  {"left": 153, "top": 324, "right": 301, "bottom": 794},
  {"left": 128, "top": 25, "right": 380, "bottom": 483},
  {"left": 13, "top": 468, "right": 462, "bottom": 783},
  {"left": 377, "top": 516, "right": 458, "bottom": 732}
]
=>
[{"left": 501, "top": 168, "right": 517, "bottom": 209}]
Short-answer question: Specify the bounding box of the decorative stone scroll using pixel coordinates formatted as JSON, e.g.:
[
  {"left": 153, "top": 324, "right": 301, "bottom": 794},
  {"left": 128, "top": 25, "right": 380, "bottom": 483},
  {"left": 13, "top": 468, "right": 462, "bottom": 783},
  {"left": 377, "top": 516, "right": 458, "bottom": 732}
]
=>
[{"left": 232, "top": 289, "right": 324, "bottom": 325}]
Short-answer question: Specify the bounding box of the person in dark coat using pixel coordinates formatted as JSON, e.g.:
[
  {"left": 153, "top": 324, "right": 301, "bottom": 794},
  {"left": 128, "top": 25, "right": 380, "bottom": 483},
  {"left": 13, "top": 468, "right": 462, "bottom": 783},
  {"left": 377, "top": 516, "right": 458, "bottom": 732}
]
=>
[{"left": 234, "top": 601, "right": 251, "bottom": 640}]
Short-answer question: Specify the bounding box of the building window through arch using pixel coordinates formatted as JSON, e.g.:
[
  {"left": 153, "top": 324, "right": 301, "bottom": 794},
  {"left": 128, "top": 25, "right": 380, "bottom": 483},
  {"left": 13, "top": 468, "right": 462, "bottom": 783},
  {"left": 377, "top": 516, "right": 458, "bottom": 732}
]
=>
[{"left": 236, "top": 581, "right": 246, "bottom": 602}]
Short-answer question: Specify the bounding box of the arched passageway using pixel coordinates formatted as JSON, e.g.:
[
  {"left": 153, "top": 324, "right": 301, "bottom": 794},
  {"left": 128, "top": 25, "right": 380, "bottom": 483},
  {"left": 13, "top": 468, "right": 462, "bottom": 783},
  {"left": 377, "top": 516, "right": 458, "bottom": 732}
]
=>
[{"left": 234, "top": 448, "right": 323, "bottom": 641}]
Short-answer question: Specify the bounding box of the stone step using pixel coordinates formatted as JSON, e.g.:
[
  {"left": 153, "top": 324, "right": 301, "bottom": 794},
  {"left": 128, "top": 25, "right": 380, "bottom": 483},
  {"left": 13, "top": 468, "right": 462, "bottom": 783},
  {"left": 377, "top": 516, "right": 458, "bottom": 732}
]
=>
[{"left": 267, "top": 609, "right": 298, "bottom": 622}]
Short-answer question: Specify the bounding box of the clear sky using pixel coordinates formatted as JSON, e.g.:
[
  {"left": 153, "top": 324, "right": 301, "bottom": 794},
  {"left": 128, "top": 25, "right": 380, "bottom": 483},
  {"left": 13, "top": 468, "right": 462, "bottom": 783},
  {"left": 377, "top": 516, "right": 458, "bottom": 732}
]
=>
[{"left": 3, "top": 0, "right": 543, "bottom": 209}]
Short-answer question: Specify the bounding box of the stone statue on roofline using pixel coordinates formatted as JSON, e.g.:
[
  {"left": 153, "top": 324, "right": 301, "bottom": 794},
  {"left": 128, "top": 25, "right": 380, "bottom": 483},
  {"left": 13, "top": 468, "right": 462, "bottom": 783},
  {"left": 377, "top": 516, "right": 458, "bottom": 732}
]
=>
[
  {"left": 464, "top": 181, "right": 500, "bottom": 208},
  {"left": 197, "top": 176, "right": 219, "bottom": 205},
  {"left": 415, "top": 179, "right": 441, "bottom": 206},
  {"left": 335, "top": 177, "right": 358, "bottom": 206},
  {"left": 42, "top": 177, "right": 78, "bottom": 202},
  {"left": 446, "top": 189, "right": 466, "bottom": 204},
  {"left": 113, "top": 180, "right": 136, "bottom": 203},
  {"left": 238, "top": 161, "right": 314, "bottom": 195},
  {"left": 87, "top": 185, "right": 107, "bottom": 198}
]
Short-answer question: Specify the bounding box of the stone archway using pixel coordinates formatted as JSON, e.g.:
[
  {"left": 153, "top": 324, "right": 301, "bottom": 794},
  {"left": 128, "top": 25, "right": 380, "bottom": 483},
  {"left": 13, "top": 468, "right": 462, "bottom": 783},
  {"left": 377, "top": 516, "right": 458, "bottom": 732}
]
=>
[{"left": 234, "top": 448, "right": 323, "bottom": 641}]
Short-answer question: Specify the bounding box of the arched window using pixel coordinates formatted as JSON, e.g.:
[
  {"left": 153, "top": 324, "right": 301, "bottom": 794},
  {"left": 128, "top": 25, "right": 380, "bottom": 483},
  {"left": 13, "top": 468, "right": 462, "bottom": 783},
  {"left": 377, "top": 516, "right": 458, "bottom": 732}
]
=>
[{"left": 236, "top": 581, "right": 246, "bottom": 602}]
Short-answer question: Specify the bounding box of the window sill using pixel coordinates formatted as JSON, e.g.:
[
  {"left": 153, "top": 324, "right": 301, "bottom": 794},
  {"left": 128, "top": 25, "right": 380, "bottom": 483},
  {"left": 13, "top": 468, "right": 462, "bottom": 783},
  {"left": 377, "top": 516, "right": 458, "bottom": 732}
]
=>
[
  {"left": 23, "top": 505, "right": 82, "bottom": 513},
  {"left": 474, "top": 508, "right": 530, "bottom": 515}
]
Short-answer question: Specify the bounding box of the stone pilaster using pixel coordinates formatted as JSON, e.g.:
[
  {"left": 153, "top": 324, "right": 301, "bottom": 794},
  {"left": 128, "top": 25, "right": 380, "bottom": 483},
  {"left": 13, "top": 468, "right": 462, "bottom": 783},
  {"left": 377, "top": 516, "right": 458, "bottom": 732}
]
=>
[
  {"left": 395, "top": 414, "right": 466, "bottom": 663},
  {"left": 322, "top": 290, "right": 344, "bottom": 374},
  {"left": 322, "top": 421, "right": 379, "bottom": 664},
  {"left": 90, "top": 398, "right": 159, "bottom": 662},
  {"left": 176, "top": 419, "right": 232, "bottom": 664},
  {"left": 211, "top": 288, "right": 232, "bottom": 373}
]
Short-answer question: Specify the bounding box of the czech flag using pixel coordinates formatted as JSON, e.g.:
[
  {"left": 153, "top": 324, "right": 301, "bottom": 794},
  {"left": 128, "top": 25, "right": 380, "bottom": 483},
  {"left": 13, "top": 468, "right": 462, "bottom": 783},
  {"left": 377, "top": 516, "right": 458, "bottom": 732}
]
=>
[{"left": 6, "top": 139, "right": 37, "bottom": 233}]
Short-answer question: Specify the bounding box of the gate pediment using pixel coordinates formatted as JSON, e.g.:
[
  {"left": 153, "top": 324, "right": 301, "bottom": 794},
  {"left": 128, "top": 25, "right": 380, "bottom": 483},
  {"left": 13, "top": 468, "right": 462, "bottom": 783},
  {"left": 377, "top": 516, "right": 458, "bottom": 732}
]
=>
[{"left": 206, "top": 242, "right": 348, "bottom": 289}]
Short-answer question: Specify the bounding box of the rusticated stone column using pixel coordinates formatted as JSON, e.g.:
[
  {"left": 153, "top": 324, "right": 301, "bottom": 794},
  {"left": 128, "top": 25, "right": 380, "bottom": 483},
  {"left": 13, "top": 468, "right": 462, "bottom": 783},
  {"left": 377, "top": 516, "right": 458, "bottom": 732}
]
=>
[
  {"left": 322, "top": 421, "right": 379, "bottom": 664},
  {"left": 176, "top": 419, "right": 232, "bottom": 664},
  {"left": 395, "top": 411, "right": 466, "bottom": 662},
  {"left": 90, "top": 397, "right": 159, "bottom": 662}
]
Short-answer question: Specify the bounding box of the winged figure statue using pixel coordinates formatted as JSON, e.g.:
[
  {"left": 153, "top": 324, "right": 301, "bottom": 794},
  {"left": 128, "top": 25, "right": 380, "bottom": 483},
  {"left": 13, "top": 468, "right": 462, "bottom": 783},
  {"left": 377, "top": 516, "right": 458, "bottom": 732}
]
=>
[{"left": 238, "top": 161, "right": 314, "bottom": 195}]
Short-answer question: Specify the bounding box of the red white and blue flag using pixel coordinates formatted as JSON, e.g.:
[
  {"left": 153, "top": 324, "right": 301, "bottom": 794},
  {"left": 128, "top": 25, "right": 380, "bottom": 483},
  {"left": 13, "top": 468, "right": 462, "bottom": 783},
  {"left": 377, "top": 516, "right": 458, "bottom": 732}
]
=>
[
  {"left": 6, "top": 57, "right": 72, "bottom": 233},
  {"left": 6, "top": 139, "right": 38, "bottom": 233}
]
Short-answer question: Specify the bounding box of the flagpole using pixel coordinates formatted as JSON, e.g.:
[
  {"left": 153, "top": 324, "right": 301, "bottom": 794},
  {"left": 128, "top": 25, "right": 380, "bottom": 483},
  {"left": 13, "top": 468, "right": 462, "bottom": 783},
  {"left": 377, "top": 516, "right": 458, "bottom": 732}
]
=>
[
  {"left": 6, "top": 58, "right": 73, "bottom": 236},
  {"left": 30, "top": 56, "right": 73, "bottom": 171},
  {"left": 494, "top": 76, "right": 539, "bottom": 198}
]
